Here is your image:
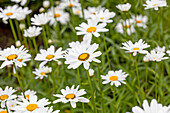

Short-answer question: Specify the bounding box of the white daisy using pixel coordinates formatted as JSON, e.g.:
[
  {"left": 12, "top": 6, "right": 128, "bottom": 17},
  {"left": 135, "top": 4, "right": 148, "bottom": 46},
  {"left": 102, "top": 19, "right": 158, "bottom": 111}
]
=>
[
  {"left": 31, "top": 13, "right": 50, "bottom": 26},
  {"left": 24, "top": 26, "right": 42, "bottom": 38},
  {"left": 13, "top": 95, "right": 51, "bottom": 113},
  {"left": 115, "top": 19, "right": 135, "bottom": 36},
  {"left": 35, "top": 106, "right": 60, "bottom": 113},
  {"left": 0, "top": 5, "right": 19, "bottom": 24},
  {"left": 101, "top": 70, "right": 128, "bottom": 87},
  {"left": 59, "top": 0, "right": 81, "bottom": 9},
  {"left": 116, "top": 3, "right": 131, "bottom": 11},
  {"left": 35, "top": 45, "right": 64, "bottom": 67},
  {"left": 0, "top": 45, "right": 31, "bottom": 69},
  {"left": 93, "top": 9, "right": 116, "bottom": 23},
  {"left": 18, "top": 90, "right": 37, "bottom": 100},
  {"left": 144, "top": 50, "right": 169, "bottom": 62},
  {"left": 132, "top": 15, "right": 148, "bottom": 28},
  {"left": 64, "top": 40, "right": 101, "bottom": 70},
  {"left": 120, "top": 39, "right": 150, "bottom": 56},
  {"left": 132, "top": 99, "right": 170, "bottom": 113},
  {"left": 11, "top": 0, "right": 27, "bottom": 6},
  {"left": 15, "top": 7, "right": 32, "bottom": 21},
  {"left": 72, "top": 7, "right": 83, "bottom": 18},
  {"left": 153, "top": 46, "right": 166, "bottom": 53},
  {"left": 0, "top": 86, "right": 17, "bottom": 107},
  {"left": 33, "top": 66, "right": 52, "bottom": 79},
  {"left": 75, "top": 19, "right": 109, "bottom": 42},
  {"left": 2, "top": 99, "right": 18, "bottom": 112},
  {"left": 53, "top": 85, "right": 89, "bottom": 108},
  {"left": 143, "top": 0, "right": 168, "bottom": 10}
]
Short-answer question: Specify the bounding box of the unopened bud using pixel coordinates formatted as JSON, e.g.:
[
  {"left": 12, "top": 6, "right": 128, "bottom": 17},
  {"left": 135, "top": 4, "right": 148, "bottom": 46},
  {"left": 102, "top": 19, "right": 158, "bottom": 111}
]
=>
[
  {"left": 89, "top": 69, "right": 94, "bottom": 77},
  {"left": 58, "top": 61, "right": 62, "bottom": 66},
  {"left": 43, "top": 1, "right": 50, "bottom": 8},
  {"left": 15, "top": 40, "right": 21, "bottom": 47},
  {"left": 39, "top": 7, "right": 45, "bottom": 13},
  {"left": 19, "top": 23, "right": 25, "bottom": 30},
  {"left": 48, "top": 39, "right": 53, "bottom": 44}
]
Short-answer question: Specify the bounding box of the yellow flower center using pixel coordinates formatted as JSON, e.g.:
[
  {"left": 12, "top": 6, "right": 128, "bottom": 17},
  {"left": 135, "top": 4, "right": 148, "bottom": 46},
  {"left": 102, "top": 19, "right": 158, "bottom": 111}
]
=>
[
  {"left": 76, "top": 11, "right": 80, "bottom": 14},
  {"left": 25, "top": 95, "right": 29, "bottom": 99},
  {"left": 55, "top": 13, "right": 60, "bottom": 18},
  {"left": 92, "top": 12, "right": 96, "bottom": 15},
  {"left": 153, "top": 4, "right": 158, "bottom": 6},
  {"left": 26, "top": 104, "right": 38, "bottom": 111},
  {"left": 136, "top": 20, "right": 142, "bottom": 23},
  {"left": 17, "top": 59, "right": 23, "bottom": 62},
  {"left": 6, "top": 54, "right": 18, "bottom": 61},
  {"left": 153, "top": 57, "right": 156, "bottom": 59},
  {"left": 68, "top": 4, "right": 74, "bottom": 7},
  {"left": 0, "top": 111, "right": 7, "bottom": 113},
  {"left": 109, "top": 76, "right": 118, "bottom": 81},
  {"left": 6, "top": 12, "right": 13, "bottom": 16},
  {"left": 86, "top": 27, "right": 96, "bottom": 33},
  {"left": 123, "top": 25, "right": 130, "bottom": 28},
  {"left": 0, "top": 95, "right": 8, "bottom": 100},
  {"left": 100, "top": 17, "right": 104, "bottom": 20},
  {"left": 46, "top": 55, "right": 54, "bottom": 60},
  {"left": 65, "top": 94, "right": 76, "bottom": 99},
  {"left": 132, "top": 48, "right": 139, "bottom": 51},
  {"left": 40, "top": 72, "right": 46, "bottom": 76},
  {"left": 78, "top": 53, "right": 90, "bottom": 61}
]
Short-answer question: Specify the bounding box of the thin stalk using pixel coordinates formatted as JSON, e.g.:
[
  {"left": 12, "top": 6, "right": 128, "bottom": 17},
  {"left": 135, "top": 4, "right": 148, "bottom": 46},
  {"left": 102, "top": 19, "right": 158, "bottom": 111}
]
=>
[
  {"left": 50, "top": 0, "right": 54, "bottom": 7},
  {"left": 103, "top": 33, "right": 111, "bottom": 70},
  {"left": 86, "top": 71, "right": 97, "bottom": 113},
  {"left": 28, "top": 38, "right": 33, "bottom": 52},
  {"left": 32, "top": 37, "right": 38, "bottom": 53},
  {"left": 135, "top": 56, "right": 140, "bottom": 88},
  {"left": 5, "top": 101, "right": 9, "bottom": 113},
  {"left": 110, "top": 86, "right": 116, "bottom": 112},
  {"left": 77, "top": 68, "right": 81, "bottom": 86},
  {"left": 42, "top": 26, "right": 48, "bottom": 49},
  {"left": 80, "top": 0, "right": 85, "bottom": 19},
  {"left": 155, "top": 63, "right": 157, "bottom": 99},
  {"left": 14, "top": 20, "right": 22, "bottom": 41},
  {"left": 145, "top": 63, "right": 148, "bottom": 93},
  {"left": 46, "top": 25, "right": 50, "bottom": 39},
  {"left": 9, "top": 19, "right": 18, "bottom": 42},
  {"left": 27, "top": 16, "right": 31, "bottom": 26},
  {"left": 23, "top": 35, "right": 28, "bottom": 49}
]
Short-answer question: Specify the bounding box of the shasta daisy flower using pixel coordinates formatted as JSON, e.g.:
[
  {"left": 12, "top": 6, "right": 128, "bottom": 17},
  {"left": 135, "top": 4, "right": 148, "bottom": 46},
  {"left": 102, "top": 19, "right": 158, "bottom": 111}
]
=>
[
  {"left": 35, "top": 45, "right": 64, "bottom": 67},
  {"left": 15, "top": 7, "right": 32, "bottom": 21},
  {"left": 53, "top": 85, "right": 89, "bottom": 108},
  {"left": 153, "top": 46, "right": 166, "bottom": 53},
  {"left": 13, "top": 95, "right": 51, "bottom": 113},
  {"left": 33, "top": 66, "right": 52, "bottom": 79},
  {"left": 0, "top": 45, "right": 31, "bottom": 69},
  {"left": 73, "top": 7, "right": 83, "bottom": 18},
  {"left": 24, "top": 26, "right": 42, "bottom": 38},
  {"left": 11, "top": 0, "right": 27, "bottom": 6},
  {"left": 132, "top": 15, "right": 148, "bottom": 28},
  {"left": 132, "top": 99, "right": 170, "bottom": 113},
  {"left": 143, "top": 0, "right": 168, "bottom": 10},
  {"left": 0, "top": 86, "right": 17, "bottom": 107},
  {"left": 120, "top": 39, "right": 150, "bottom": 56},
  {"left": 101, "top": 70, "right": 128, "bottom": 87},
  {"left": 31, "top": 13, "right": 50, "bottom": 26},
  {"left": 64, "top": 40, "right": 101, "bottom": 70},
  {"left": 18, "top": 90, "right": 37, "bottom": 100},
  {"left": 115, "top": 19, "right": 135, "bottom": 36},
  {"left": 116, "top": 3, "right": 131, "bottom": 11},
  {"left": 2, "top": 99, "right": 18, "bottom": 112}
]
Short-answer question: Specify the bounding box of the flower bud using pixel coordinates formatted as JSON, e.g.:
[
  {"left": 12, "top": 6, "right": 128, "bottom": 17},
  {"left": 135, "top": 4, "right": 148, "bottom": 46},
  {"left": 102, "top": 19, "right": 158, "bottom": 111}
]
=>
[
  {"left": 89, "top": 69, "right": 94, "bottom": 77},
  {"left": 39, "top": 7, "right": 45, "bottom": 13},
  {"left": 58, "top": 61, "right": 62, "bottom": 66},
  {"left": 19, "top": 23, "right": 25, "bottom": 30},
  {"left": 43, "top": 1, "right": 50, "bottom": 8},
  {"left": 15, "top": 40, "right": 21, "bottom": 47}
]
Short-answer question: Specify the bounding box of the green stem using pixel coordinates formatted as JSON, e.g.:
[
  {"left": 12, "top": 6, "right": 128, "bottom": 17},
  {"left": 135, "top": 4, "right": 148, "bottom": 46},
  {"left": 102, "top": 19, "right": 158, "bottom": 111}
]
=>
[
  {"left": 42, "top": 26, "right": 48, "bottom": 49},
  {"left": 103, "top": 33, "right": 111, "bottom": 70},
  {"left": 14, "top": 20, "right": 22, "bottom": 41},
  {"left": 5, "top": 101, "right": 9, "bottom": 113},
  {"left": 32, "top": 37, "right": 38, "bottom": 53},
  {"left": 110, "top": 87, "right": 116, "bottom": 112},
  {"left": 145, "top": 63, "right": 148, "bottom": 93},
  {"left": 77, "top": 68, "right": 81, "bottom": 86},
  {"left": 9, "top": 19, "right": 18, "bottom": 42},
  {"left": 135, "top": 56, "right": 140, "bottom": 87},
  {"left": 27, "top": 16, "right": 31, "bottom": 26},
  {"left": 155, "top": 63, "right": 157, "bottom": 99}
]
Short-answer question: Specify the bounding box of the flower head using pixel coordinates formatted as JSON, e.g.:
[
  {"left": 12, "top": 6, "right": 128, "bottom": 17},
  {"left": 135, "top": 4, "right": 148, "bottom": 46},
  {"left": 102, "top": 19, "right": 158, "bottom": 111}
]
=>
[
  {"left": 11, "top": 0, "right": 27, "bottom": 6},
  {"left": 116, "top": 3, "right": 131, "bottom": 11},
  {"left": 132, "top": 15, "right": 148, "bottom": 28},
  {"left": 24, "top": 26, "right": 42, "bottom": 38},
  {"left": 18, "top": 90, "right": 37, "bottom": 100},
  {"left": 31, "top": 13, "right": 50, "bottom": 26},
  {"left": 33, "top": 66, "right": 52, "bottom": 79},
  {"left": 143, "top": 0, "right": 168, "bottom": 10}
]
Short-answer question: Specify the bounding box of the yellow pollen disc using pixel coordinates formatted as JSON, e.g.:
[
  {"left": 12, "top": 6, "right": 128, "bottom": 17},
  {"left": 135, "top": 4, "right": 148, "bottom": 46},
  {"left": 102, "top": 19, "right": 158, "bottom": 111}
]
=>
[
  {"left": 153, "top": 4, "right": 158, "bottom": 6},
  {"left": 0, "top": 111, "right": 7, "bottom": 113},
  {"left": 132, "top": 48, "right": 139, "bottom": 51},
  {"left": 46, "top": 55, "right": 55, "bottom": 60},
  {"left": 78, "top": 53, "right": 90, "bottom": 61},
  {"left": 68, "top": 4, "right": 74, "bottom": 7},
  {"left": 100, "top": 17, "right": 104, "bottom": 20},
  {"left": 17, "top": 59, "right": 23, "bottom": 62},
  {"left": 55, "top": 13, "right": 61, "bottom": 18},
  {"left": 153, "top": 57, "right": 155, "bottom": 59},
  {"left": 123, "top": 25, "right": 130, "bottom": 28},
  {"left": 136, "top": 20, "right": 142, "bottom": 23},
  {"left": 0, "top": 95, "right": 8, "bottom": 100},
  {"left": 76, "top": 11, "right": 80, "bottom": 14},
  {"left": 65, "top": 94, "right": 76, "bottom": 99},
  {"left": 92, "top": 12, "right": 96, "bottom": 15},
  {"left": 6, "top": 54, "right": 18, "bottom": 61},
  {"left": 40, "top": 72, "right": 46, "bottom": 76},
  {"left": 6, "top": 12, "right": 13, "bottom": 16},
  {"left": 109, "top": 76, "right": 118, "bottom": 81},
  {"left": 26, "top": 104, "right": 38, "bottom": 111},
  {"left": 25, "top": 95, "right": 29, "bottom": 99},
  {"left": 86, "top": 27, "right": 96, "bottom": 33}
]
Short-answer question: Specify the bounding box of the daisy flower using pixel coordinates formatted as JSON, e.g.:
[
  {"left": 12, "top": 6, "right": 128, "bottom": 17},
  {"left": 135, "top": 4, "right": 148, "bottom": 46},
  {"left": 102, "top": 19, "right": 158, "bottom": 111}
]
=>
[
  {"left": 101, "top": 70, "right": 128, "bottom": 87},
  {"left": 64, "top": 40, "right": 102, "bottom": 70},
  {"left": 24, "top": 26, "right": 42, "bottom": 38},
  {"left": 13, "top": 95, "right": 51, "bottom": 113},
  {"left": 11, "top": 0, "right": 27, "bottom": 6},
  {"left": 33, "top": 66, "right": 52, "bottom": 79},
  {"left": 75, "top": 19, "right": 109, "bottom": 42},
  {"left": 72, "top": 7, "right": 83, "bottom": 18},
  {"left": 0, "top": 86, "right": 17, "bottom": 107},
  {"left": 1, "top": 99, "right": 18, "bottom": 112},
  {"left": 18, "top": 90, "right": 37, "bottom": 100},
  {"left": 36, "top": 106, "right": 60, "bottom": 113},
  {"left": 35, "top": 45, "right": 64, "bottom": 67},
  {"left": 93, "top": 9, "right": 116, "bottom": 23},
  {"left": 15, "top": 7, "right": 32, "bottom": 21},
  {"left": 116, "top": 3, "right": 131, "bottom": 11},
  {"left": 0, "top": 5, "right": 19, "bottom": 24},
  {"left": 53, "top": 85, "right": 89, "bottom": 108},
  {"left": 115, "top": 19, "right": 135, "bottom": 36},
  {"left": 143, "top": 0, "right": 168, "bottom": 10},
  {"left": 132, "top": 15, "right": 148, "bottom": 28},
  {"left": 120, "top": 39, "right": 150, "bottom": 56},
  {"left": 60, "top": 0, "right": 81, "bottom": 9},
  {"left": 144, "top": 50, "right": 169, "bottom": 62},
  {"left": 0, "top": 45, "right": 31, "bottom": 69},
  {"left": 132, "top": 99, "right": 170, "bottom": 113},
  {"left": 31, "top": 13, "right": 50, "bottom": 26},
  {"left": 153, "top": 46, "right": 166, "bottom": 53}
]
